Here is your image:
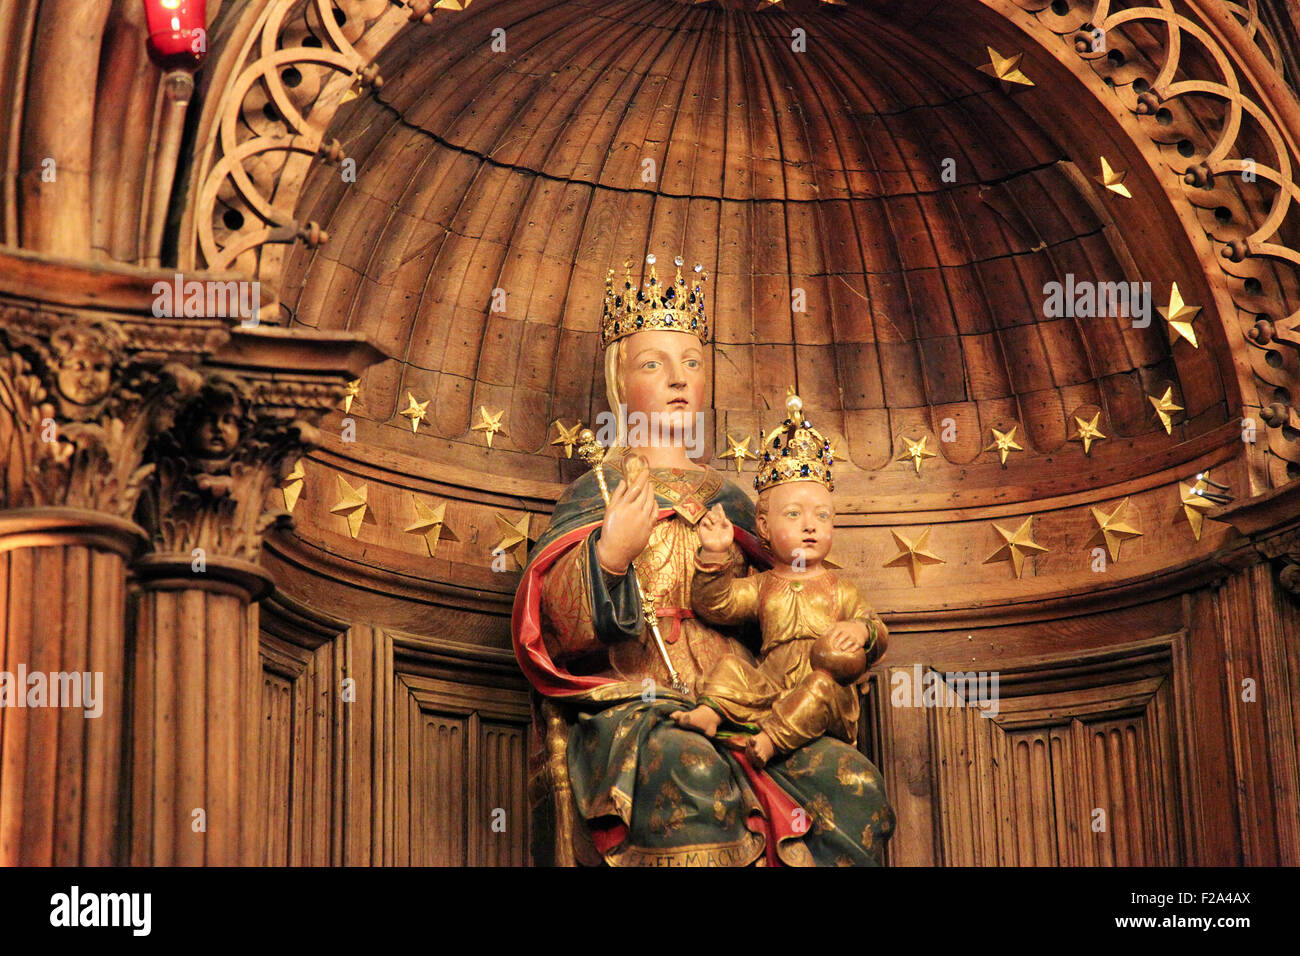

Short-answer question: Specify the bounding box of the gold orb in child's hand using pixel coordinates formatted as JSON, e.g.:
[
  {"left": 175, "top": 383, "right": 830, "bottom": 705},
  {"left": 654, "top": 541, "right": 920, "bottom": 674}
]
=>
[{"left": 811, "top": 632, "right": 867, "bottom": 685}]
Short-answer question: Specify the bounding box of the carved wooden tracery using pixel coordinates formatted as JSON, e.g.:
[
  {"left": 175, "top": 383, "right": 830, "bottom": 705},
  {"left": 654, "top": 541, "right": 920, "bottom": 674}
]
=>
[
  {"left": 1005, "top": 0, "right": 1300, "bottom": 482},
  {"left": 182, "top": 0, "right": 435, "bottom": 299}
]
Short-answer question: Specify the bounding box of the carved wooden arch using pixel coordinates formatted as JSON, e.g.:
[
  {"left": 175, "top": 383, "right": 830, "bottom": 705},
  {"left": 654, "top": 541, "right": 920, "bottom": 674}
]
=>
[{"left": 175, "top": 0, "right": 1300, "bottom": 486}]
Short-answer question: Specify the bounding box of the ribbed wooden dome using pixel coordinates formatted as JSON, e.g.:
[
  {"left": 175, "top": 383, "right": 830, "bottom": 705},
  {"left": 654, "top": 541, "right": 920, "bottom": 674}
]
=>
[{"left": 280, "top": 0, "right": 1229, "bottom": 493}]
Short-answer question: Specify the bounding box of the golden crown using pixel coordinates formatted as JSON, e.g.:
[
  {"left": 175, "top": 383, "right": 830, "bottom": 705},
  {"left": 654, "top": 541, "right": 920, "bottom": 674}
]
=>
[
  {"left": 602, "top": 254, "right": 709, "bottom": 349},
  {"left": 754, "top": 393, "right": 835, "bottom": 494}
]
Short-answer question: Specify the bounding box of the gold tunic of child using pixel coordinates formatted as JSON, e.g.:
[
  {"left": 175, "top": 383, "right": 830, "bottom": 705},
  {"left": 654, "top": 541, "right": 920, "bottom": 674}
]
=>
[{"left": 690, "top": 553, "right": 884, "bottom": 754}]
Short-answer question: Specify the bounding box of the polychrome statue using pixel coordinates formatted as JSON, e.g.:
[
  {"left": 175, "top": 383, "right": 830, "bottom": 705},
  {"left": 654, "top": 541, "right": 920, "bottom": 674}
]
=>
[{"left": 512, "top": 255, "right": 895, "bottom": 866}]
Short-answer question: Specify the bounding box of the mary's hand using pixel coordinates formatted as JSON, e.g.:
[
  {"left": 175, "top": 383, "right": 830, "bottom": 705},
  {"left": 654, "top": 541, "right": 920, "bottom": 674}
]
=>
[{"left": 595, "top": 468, "right": 657, "bottom": 574}]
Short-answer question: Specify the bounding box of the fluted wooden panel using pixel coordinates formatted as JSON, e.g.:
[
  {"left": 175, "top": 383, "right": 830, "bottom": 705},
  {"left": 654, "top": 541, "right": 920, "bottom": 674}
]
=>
[
  {"left": 414, "top": 714, "right": 466, "bottom": 866},
  {"left": 261, "top": 672, "right": 294, "bottom": 866},
  {"left": 929, "top": 646, "right": 1186, "bottom": 867},
  {"left": 477, "top": 722, "right": 528, "bottom": 867},
  {"left": 396, "top": 673, "right": 531, "bottom": 866}
]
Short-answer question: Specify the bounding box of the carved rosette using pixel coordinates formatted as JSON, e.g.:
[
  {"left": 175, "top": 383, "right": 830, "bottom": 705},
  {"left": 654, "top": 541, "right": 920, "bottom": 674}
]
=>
[
  {"left": 138, "top": 374, "right": 337, "bottom": 563},
  {"left": 0, "top": 305, "right": 224, "bottom": 518}
]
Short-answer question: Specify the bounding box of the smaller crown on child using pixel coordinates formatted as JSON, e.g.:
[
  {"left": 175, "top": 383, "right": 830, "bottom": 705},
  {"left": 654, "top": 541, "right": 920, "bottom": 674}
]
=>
[
  {"left": 754, "top": 393, "right": 834, "bottom": 494},
  {"left": 602, "top": 254, "right": 709, "bottom": 349}
]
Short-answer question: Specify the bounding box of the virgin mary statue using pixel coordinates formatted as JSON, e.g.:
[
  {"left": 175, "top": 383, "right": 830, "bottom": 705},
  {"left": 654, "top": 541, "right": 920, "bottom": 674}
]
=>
[{"left": 511, "top": 255, "right": 895, "bottom": 866}]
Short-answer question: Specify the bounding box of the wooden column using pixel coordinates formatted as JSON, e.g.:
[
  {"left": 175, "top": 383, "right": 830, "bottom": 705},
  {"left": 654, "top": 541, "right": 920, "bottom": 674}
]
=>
[
  {"left": 128, "top": 555, "right": 269, "bottom": 866},
  {"left": 0, "top": 508, "right": 144, "bottom": 865},
  {"left": 128, "top": 328, "right": 383, "bottom": 865},
  {"left": 19, "top": 0, "right": 114, "bottom": 256},
  {"left": 0, "top": 268, "right": 221, "bottom": 866}
]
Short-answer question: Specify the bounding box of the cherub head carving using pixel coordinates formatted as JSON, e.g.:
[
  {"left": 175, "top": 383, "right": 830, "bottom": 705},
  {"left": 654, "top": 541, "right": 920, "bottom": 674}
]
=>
[
  {"left": 49, "top": 322, "right": 123, "bottom": 417},
  {"left": 179, "top": 377, "right": 252, "bottom": 468}
]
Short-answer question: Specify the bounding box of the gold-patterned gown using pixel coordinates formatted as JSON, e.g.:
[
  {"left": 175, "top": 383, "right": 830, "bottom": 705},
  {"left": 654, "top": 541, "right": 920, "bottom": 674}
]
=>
[
  {"left": 691, "top": 556, "right": 886, "bottom": 755},
  {"left": 513, "top": 450, "right": 895, "bottom": 866}
]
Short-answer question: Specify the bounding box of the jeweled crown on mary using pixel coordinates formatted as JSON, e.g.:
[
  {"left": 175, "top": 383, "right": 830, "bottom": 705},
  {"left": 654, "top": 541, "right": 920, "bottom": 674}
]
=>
[
  {"left": 602, "top": 254, "right": 710, "bottom": 349},
  {"left": 754, "top": 393, "right": 835, "bottom": 494}
]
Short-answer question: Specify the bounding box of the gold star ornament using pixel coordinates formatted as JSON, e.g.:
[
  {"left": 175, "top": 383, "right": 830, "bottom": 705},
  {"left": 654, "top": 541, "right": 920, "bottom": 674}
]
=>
[
  {"left": 340, "top": 378, "right": 361, "bottom": 414},
  {"left": 978, "top": 46, "right": 1035, "bottom": 91},
  {"left": 1096, "top": 156, "right": 1132, "bottom": 198},
  {"left": 985, "top": 425, "right": 1024, "bottom": 467},
  {"left": 884, "top": 528, "right": 946, "bottom": 586},
  {"left": 329, "top": 474, "right": 369, "bottom": 538},
  {"left": 984, "top": 516, "right": 1050, "bottom": 579},
  {"left": 399, "top": 392, "right": 430, "bottom": 433},
  {"left": 279, "top": 460, "right": 305, "bottom": 513},
  {"left": 722, "top": 433, "right": 758, "bottom": 473},
  {"left": 1085, "top": 497, "right": 1144, "bottom": 562},
  {"left": 492, "top": 512, "right": 533, "bottom": 568},
  {"left": 551, "top": 419, "right": 583, "bottom": 458},
  {"left": 1149, "top": 387, "right": 1184, "bottom": 434},
  {"left": 896, "top": 434, "right": 938, "bottom": 475},
  {"left": 1070, "top": 412, "right": 1107, "bottom": 456},
  {"left": 405, "top": 496, "right": 459, "bottom": 557},
  {"left": 471, "top": 406, "right": 507, "bottom": 448},
  {"left": 1157, "top": 283, "right": 1201, "bottom": 348},
  {"left": 1180, "top": 476, "right": 1216, "bottom": 538}
]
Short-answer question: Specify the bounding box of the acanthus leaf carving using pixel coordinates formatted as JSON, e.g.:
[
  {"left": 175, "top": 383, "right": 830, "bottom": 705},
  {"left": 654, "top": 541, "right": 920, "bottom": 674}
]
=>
[{"left": 0, "top": 308, "right": 206, "bottom": 517}]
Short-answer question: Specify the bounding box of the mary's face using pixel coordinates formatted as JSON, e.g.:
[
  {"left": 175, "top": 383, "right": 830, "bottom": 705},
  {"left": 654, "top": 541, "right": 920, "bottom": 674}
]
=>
[{"left": 620, "top": 330, "right": 706, "bottom": 433}]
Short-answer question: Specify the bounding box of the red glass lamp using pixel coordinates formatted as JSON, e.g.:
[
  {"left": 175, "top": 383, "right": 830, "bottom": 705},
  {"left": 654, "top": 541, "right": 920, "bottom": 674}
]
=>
[{"left": 142, "top": 0, "right": 208, "bottom": 71}]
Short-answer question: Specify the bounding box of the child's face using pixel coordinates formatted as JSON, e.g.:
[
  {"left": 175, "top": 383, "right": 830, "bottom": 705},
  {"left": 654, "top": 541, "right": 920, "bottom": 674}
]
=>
[
  {"left": 193, "top": 402, "right": 241, "bottom": 458},
  {"left": 758, "top": 480, "right": 834, "bottom": 569}
]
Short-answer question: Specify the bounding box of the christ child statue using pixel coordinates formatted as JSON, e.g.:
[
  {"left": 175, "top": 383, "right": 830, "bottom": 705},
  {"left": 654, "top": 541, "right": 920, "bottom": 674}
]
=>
[{"left": 671, "top": 394, "right": 888, "bottom": 767}]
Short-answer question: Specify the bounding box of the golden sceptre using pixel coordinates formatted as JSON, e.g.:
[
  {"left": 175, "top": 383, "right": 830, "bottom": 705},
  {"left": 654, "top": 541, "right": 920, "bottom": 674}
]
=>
[{"left": 575, "top": 428, "right": 690, "bottom": 698}]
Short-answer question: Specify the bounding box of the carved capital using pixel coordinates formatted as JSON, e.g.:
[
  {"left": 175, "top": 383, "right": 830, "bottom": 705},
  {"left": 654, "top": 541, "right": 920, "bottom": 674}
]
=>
[
  {"left": 0, "top": 305, "right": 222, "bottom": 517},
  {"left": 139, "top": 373, "right": 322, "bottom": 562},
  {"left": 137, "top": 327, "right": 384, "bottom": 563}
]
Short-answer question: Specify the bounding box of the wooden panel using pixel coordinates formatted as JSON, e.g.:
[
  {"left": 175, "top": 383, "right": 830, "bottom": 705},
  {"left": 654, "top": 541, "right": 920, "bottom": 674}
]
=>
[
  {"left": 412, "top": 713, "right": 467, "bottom": 866},
  {"left": 260, "top": 672, "right": 293, "bottom": 866},
  {"left": 396, "top": 671, "right": 532, "bottom": 866},
  {"left": 924, "top": 637, "right": 1188, "bottom": 866},
  {"left": 475, "top": 721, "right": 529, "bottom": 866}
]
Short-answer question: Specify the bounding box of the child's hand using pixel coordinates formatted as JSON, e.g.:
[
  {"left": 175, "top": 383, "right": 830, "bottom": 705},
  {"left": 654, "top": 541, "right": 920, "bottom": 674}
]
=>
[
  {"left": 697, "top": 503, "right": 734, "bottom": 555},
  {"left": 824, "top": 620, "right": 871, "bottom": 652}
]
